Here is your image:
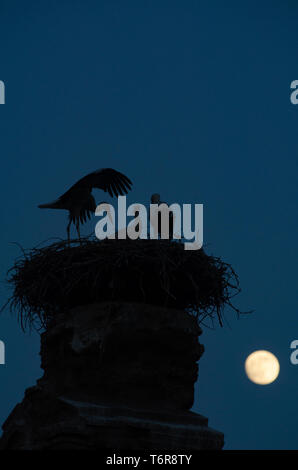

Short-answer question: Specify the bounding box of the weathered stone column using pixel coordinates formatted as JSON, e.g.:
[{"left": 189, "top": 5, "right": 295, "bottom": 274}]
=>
[
  {"left": 1, "top": 238, "right": 235, "bottom": 450},
  {"left": 0, "top": 301, "right": 224, "bottom": 450}
]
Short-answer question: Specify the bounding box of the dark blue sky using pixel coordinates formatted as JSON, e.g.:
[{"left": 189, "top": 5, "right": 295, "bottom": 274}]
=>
[{"left": 0, "top": 0, "right": 297, "bottom": 449}]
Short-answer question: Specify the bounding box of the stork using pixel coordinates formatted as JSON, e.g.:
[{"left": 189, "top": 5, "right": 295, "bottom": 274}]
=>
[
  {"left": 150, "top": 193, "right": 174, "bottom": 240},
  {"left": 38, "top": 168, "right": 132, "bottom": 241}
]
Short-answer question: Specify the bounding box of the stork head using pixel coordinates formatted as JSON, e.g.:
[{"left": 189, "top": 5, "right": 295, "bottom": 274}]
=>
[{"left": 151, "top": 193, "right": 161, "bottom": 204}]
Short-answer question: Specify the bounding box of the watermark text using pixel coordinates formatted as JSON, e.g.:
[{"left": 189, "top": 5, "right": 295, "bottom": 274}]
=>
[
  {"left": 95, "top": 196, "right": 203, "bottom": 250},
  {"left": 0, "top": 81, "right": 5, "bottom": 104}
]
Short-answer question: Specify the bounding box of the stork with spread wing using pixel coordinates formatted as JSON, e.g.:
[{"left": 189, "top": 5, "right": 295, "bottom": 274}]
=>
[{"left": 38, "top": 168, "right": 132, "bottom": 241}]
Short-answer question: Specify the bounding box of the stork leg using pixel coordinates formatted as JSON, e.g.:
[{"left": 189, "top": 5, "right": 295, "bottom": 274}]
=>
[
  {"left": 76, "top": 220, "right": 81, "bottom": 243},
  {"left": 66, "top": 219, "right": 71, "bottom": 245}
]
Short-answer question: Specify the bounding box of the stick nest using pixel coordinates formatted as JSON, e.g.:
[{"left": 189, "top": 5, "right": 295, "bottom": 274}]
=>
[{"left": 4, "top": 237, "right": 245, "bottom": 331}]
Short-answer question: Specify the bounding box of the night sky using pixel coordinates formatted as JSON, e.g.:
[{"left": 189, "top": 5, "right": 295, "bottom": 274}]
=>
[{"left": 0, "top": 0, "right": 297, "bottom": 450}]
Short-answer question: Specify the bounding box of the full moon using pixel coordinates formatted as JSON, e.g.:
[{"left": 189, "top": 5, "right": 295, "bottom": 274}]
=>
[{"left": 245, "top": 350, "right": 280, "bottom": 385}]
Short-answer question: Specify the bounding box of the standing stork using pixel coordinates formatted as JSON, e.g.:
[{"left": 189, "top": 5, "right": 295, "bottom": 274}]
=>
[
  {"left": 150, "top": 193, "right": 174, "bottom": 240},
  {"left": 38, "top": 168, "right": 132, "bottom": 241}
]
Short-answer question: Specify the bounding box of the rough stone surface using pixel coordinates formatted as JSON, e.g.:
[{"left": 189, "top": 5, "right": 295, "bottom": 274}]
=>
[
  {"left": 38, "top": 302, "right": 204, "bottom": 410},
  {"left": 0, "top": 302, "right": 224, "bottom": 450},
  {"left": 0, "top": 387, "right": 223, "bottom": 450}
]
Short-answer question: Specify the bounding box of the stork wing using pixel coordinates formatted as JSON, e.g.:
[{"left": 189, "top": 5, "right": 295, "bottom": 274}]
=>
[{"left": 60, "top": 168, "right": 133, "bottom": 200}]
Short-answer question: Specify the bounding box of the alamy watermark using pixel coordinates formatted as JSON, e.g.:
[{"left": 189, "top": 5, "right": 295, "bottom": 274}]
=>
[
  {"left": 290, "top": 340, "right": 298, "bottom": 364},
  {"left": 94, "top": 196, "right": 203, "bottom": 250},
  {"left": 0, "top": 81, "right": 5, "bottom": 104},
  {"left": 0, "top": 341, "right": 5, "bottom": 365}
]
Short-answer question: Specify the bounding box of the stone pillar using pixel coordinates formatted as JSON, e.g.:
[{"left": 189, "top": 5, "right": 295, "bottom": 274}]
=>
[{"left": 0, "top": 302, "right": 224, "bottom": 450}]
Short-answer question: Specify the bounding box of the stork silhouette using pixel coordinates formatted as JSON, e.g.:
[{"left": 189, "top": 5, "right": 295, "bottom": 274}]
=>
[
  {"left": 150, "top": 193, "right": 174, "bottom": 240},
  {"left": 38, "top": 168, "right": 132, "bottom": 241}
]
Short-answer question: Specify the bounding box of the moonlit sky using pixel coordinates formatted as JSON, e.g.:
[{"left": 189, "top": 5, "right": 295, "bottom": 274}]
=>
[{"left": 0, "top": 0, "right": 297, "bottom": 449}]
